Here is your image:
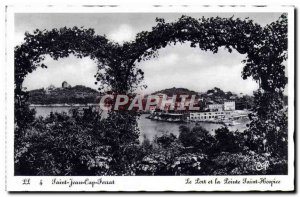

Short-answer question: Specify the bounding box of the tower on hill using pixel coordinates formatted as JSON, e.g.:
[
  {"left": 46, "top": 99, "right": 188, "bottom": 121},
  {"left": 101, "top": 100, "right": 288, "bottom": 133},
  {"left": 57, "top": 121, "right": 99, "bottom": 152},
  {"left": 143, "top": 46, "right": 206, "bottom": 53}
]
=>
[{"left": 62, "top": 81, "right": 71, "bottom": 88}]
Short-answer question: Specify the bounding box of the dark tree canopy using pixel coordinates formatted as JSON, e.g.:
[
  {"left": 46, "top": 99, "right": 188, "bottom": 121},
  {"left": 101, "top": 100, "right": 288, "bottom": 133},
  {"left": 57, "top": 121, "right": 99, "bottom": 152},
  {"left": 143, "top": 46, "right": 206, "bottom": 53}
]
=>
[{"left": 14, "top": 14, "right": 288, "bottom": 153}]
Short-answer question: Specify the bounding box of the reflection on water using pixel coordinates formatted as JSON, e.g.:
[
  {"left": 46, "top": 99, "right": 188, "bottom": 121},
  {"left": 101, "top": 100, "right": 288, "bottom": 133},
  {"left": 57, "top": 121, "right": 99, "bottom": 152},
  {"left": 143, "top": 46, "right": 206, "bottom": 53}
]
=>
[
  {"left": 30, "top": 106, "right": 73, "bottom": 115},
  {"left": 30, "top": 106, "right": 249, "bottom": 142},
  {"left": 137, "top": 114, "right": 223, "bottom": 141}
]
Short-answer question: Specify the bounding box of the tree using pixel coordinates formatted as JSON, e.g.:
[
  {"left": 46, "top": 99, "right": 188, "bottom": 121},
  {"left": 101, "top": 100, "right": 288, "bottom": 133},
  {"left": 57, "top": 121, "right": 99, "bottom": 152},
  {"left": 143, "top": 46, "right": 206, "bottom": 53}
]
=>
[
  {"left": 179, "top": 125, "right": 215, "bottom": 154},
  {"left": 14, "top": 14, "right": 288, "bottom": 175}
]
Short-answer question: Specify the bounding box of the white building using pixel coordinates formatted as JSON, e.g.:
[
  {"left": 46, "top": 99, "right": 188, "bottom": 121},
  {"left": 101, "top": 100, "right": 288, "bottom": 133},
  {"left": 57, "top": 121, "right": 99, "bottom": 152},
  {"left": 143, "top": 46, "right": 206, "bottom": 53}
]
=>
[
  {"left": 207, "top": 101, "right": 236, "bottom": 112},
  {"left": 188, "top": 111, "right": 231, "bottom": 122},
  {"left": 224, "top": 101, "right": 235, "bottom": 111},
  {"left": 208, "top": 103, "right": 223, "bottom": 112}
]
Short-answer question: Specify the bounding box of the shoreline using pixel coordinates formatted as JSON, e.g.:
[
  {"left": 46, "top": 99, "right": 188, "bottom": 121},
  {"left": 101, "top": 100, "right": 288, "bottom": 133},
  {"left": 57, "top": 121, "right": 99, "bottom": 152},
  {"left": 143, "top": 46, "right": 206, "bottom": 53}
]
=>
[{"left": 29, "top": 104, "right": 98, "bottom": 107}]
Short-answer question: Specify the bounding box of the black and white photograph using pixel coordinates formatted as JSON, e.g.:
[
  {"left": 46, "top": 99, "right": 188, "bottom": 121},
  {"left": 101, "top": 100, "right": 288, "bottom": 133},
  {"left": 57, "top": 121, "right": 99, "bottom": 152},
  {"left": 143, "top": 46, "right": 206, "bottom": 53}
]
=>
[{"left": 4, "top": 4, "right": 295, "bottom": 192}]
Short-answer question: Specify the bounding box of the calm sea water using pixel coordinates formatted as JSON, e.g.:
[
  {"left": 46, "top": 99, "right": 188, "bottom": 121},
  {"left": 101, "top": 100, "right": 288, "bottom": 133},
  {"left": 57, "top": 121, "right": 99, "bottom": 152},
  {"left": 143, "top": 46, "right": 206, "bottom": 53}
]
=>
[{"left": 30, "top": 106, "right": 249, "bottom": 141}]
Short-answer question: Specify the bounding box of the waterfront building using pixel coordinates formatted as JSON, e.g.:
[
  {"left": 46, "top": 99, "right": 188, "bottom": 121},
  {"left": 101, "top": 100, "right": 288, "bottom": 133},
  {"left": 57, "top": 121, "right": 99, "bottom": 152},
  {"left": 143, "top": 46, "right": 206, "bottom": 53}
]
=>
[
  {"left": 188, "top": 111, "right": 231, "bottom": 122},
  {"left": 208, "top": 103, "right": 223, "bottom": 112},
  {"left": 224, "top": 101, "right": 235, "bottom": 111},
  {"left": 207, "top": 101, "right": 236, "bottom": 112}
]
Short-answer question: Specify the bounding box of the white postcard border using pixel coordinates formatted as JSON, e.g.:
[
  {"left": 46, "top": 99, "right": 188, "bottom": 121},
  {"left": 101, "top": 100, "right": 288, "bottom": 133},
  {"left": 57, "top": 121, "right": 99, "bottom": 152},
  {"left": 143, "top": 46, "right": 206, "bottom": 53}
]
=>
[{"left": 5, "top": 5, "right": 295, "bottom": 192}]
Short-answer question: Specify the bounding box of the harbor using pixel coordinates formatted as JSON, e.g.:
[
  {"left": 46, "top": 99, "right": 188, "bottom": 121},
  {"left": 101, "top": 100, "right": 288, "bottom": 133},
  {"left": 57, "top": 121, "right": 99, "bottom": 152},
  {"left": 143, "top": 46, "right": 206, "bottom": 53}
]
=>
[{"left": 145, "top": 98, "right": 251, "bottom": 127}]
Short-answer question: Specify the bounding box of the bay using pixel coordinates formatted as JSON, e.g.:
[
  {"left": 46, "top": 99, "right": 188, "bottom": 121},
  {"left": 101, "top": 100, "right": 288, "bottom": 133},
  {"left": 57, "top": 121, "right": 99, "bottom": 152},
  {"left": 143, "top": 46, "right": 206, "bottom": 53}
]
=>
[{"left": 29, "top": 106, "right": 249, "bottom": 142}]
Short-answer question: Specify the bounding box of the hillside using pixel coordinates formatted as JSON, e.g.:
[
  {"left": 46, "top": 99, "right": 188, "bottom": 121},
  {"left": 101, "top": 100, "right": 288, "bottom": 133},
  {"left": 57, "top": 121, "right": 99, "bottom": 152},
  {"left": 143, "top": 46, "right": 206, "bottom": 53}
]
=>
[
  {"left": 28, "top": 85, "right": 100, "bottom": 104},
  {"left": 151, "top": 87, "right": 258, "bottom": 110},
  {"left": 152, "top": 87, "right": 199, "bottom": 97}
]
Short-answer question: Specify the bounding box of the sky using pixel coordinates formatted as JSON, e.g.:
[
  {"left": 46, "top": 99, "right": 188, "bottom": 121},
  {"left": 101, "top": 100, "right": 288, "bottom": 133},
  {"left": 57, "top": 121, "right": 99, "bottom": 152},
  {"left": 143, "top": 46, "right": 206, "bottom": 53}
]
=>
[{"left": 15, "top": 12, "right": 285, "bottom": 95}]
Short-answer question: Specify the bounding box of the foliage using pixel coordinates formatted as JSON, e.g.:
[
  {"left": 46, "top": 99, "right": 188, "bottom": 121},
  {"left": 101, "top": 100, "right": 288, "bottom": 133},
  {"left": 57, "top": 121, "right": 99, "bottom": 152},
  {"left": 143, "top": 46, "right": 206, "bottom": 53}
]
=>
[
  {"left": 211, "top": 151, "right": 287, "bottom": 175},
  {"left": 156, "top": 133, "right": 177, "bottom": 148},
  {"left": 15, "top": 14, "right": 288, "bottom": 102},
  {"left": 245, "top": 89, "right": 288, "bottom": 157},
  {"left": 170, "top": 153, "right": 208, "bottom": 175},
  {"left": 212, "top": 152, "right": 270, "bottom": 175},
  {"left": 15, "top": 109, "right": 140, "bottom": 175},
  {"left": 214, "top": 127, "right": 245, "bottom": 154},
  {"left": 15, "top": 109, "right": 287, "bottom": 175},
  {"left": 178, "top": 125, "right": 215, "bottom": 153},
  {"left": 28, "top": 85, "right": 99, "bottom": 104},
  {"left": 152, "top": 87, "right": 199, "bottom": 97},
  {"left": 235, "top": 95, "right": 254, "bottom": 110},
  {"left": 14, "top": 14, "right": 289, "bottom": 176}
]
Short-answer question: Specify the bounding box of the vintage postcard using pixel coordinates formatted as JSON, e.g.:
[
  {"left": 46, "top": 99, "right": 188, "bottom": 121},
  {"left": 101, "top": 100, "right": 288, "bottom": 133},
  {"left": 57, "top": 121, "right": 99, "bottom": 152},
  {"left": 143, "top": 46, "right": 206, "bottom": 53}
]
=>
[{"left": 5, "top": 5, "right": 295, "bottom": 192}]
